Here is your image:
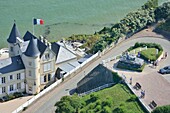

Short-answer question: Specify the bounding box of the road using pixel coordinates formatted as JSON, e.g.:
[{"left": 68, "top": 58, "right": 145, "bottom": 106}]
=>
[{"left": 23, "top": 36, "right": 170, "bottom": 113}]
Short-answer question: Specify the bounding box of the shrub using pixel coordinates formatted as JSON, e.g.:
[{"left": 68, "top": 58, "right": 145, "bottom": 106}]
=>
[
  {"left": 152, "top": 105, "right": 170, "bottom": 113},
  {"left": 80, "top": 109, "right": 86, "bottom": 113},
  {"left": 128, "top": 95, "right": 137, "bottom": 102},
  {"left": 90, "top": 93, "right": 99, "bottom": 102},
  {"left": 89, "top": 103, "right": 95, "bottom": 109},
  {"left": 102, "top": 97, "right": 112, "bottom": 107},
  {"left": 117, "top": 62, "right": 145, "bottom": 72},
  {"left": 95, "top": 105, "right": 102, "bottom": 112},
  {"left": 103, "top": 106, "right": 112, "bottom": 113},
  {"left": 87, "top": 110, "right": 94, "bottom": 113},
  {"left": 113, "top": 106, "right": 126, "bottom": 113},
  {"left": 96, "top": 99, "right": 102, "bottom": 105},
  {"left": 13, "top": 92, "right": 23, "bottom": 98}
]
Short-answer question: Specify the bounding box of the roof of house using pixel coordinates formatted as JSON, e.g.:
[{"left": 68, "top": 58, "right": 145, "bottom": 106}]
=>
[
  {"left": 0, "top": 55, "right": 25, "bottom": 74},
  {"left": 24, "top": 38, "right": 40, "bottom": 57},
  {"left": 22, "top": 31, "right": 47, "bottom": 58},
  {"left": 37, "top": 39, "right": 47, "bottom": 58},
  {"left": 51, "top": 42, "right": 77, "bottom": 64},
  {"left": 23, "top": 31, "right": 36, "bottom": 41},
  {"left": 7, "top": 23, "right": 21, "bottom": 43}
]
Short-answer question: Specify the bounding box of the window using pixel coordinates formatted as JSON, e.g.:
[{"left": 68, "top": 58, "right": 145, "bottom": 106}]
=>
[
  {"left": 43, "top": 63, "right": 51, "bottom": 72},
  {"left": 2, "top": 87, "right": 5, "bottom": 93},
  {"left": 10, "top": 47, "right": 13, "bottom": 52},
  {"left": 48, "top": 74, "right": 51, "bottom": 81},
  {"left": 29, "top": 70, "right": 31, "bottom": 76},
  {"left": 45, "top": 53, "right": 50, "bottom": 59},
  {"left": 17, "top": 83, "right": 21, "bottom": 89},
  {"left": 10, "top": 85, "right": 14, "bottom": 91},
  {"left": 44, "top": 75, "right": 46, "bottom": 82},
  {"left": 10, "top": 75, "right": 13, "bottom": 80},
  {"left": 29, "top": 86, "right": 32, "bottom": 91},
  {"left": 29, "top": 62, "right": 32, "bottom": 66},
  {"left": 17, "top": 73, "right": 21, "bottom": 80},
  {"left": 2, "top": 77, "right": 5, "bottom": 83}
]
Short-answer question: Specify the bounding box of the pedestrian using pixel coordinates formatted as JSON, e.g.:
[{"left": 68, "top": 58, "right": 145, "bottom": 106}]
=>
[
  {"left": 130, "top": 77, "right": 132, "bottom": 85},
  {"left": 165, "top": 52, "right": 168, "bottom": 58},
  {"left": 141, "top": 90, "right": 144, "bottom": 98},
  {"left": 143, "top": 90, "right": 145, "bottom": 98}
]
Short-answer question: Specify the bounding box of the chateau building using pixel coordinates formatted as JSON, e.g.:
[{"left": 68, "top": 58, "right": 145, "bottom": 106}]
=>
[{"left": 0, "top": 23, "right": 79, "bottom": 97}]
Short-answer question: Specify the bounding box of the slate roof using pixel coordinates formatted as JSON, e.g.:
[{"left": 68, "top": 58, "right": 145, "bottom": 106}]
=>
[
  {"left": 22, "top": 31, "right": 47, "bottom": 58},
  {"left": 24, "top": 38, "right": 40, "bottom": 57},
  {"left": 7, "top": 23, "right": 21, "bottom": 43},
  {"left": 23, "top": 31, "right": 36, "bottom": 41},
  {"left": 51, "top": 42, "right": 77, "bottom": 64},
  {"left": 51, "top": 42, "right": 60, "bottom": 57},
  {"left": 0, "top": 55, "right": 25, "bottom": 74},
  {"left": 37, "top": 39, "right": 47, "bottom": 58}
]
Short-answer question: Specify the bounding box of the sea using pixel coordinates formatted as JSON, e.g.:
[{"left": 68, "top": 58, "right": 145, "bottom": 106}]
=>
[{"left": 0, "top": 0, "right": 168, "bottom": 48}]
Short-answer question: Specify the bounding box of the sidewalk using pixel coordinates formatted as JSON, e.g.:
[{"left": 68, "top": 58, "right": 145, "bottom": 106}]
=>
[{"left": 0, "top": 95, "right": 33, "bottom": 113}]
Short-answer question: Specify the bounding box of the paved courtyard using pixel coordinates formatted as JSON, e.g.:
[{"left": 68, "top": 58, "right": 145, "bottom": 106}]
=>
[{"left": 106, "top": 54, "right": 170, "bottom": 111}]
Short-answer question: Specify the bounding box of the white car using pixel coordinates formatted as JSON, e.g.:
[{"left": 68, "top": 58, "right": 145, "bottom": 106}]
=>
[{"left": 159, "top": 66, "right": 170, "bottom": 74}]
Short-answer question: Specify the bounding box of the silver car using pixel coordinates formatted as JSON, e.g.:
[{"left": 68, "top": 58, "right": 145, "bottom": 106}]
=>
[{"left": 159, "top": 66, "right": 170, "bottom": 74}]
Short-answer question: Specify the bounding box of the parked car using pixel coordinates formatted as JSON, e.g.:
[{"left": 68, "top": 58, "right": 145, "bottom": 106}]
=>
[
  {"left": 0, "top": 96, "right": 8, "bottom": 102},
  {"left": 159, "top": 66, "right": 170, "bottom": 74}
]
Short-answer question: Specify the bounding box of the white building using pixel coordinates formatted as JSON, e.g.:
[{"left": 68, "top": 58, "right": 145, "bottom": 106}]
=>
[{"left": 0, "top": 23, "right": 79, "bottom": 97}]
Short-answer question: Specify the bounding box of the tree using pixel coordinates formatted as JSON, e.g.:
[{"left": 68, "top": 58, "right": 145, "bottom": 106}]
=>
[
  {"left": 142, "top": 0, "right": 158, "bottom": 10},
  {"left": 155, "top": 2, "right": 170, "bottom": 20},
  {"left": 55, "top": 95, "right": 84, "bottom": 113}
]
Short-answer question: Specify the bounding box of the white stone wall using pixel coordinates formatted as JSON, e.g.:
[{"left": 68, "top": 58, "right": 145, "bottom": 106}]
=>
[{"left": 0, "top": 69, "right": 25, "bottom": 98}]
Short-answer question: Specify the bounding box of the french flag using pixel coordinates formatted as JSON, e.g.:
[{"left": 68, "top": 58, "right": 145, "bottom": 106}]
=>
[{"left": 33, "top": 18, "right": 44, "bottom": 25}]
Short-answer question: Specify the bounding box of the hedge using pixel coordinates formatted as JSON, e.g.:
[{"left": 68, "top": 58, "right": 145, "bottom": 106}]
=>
[
  {"left": 117, "top": 62, "right": 145, "bottom": 72},
  {"left": 152, "top": 105, "right": 170, "bottom": 113}
]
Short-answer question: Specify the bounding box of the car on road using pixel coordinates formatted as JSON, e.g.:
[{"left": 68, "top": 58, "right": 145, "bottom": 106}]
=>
[{"left": 159, "top": 66, "right": 170, "bottom": 74}]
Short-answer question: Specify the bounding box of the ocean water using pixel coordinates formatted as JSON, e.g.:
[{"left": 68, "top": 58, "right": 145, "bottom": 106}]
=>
[{"left": 0, "top": 0, "right": 168, "bottom": 48}]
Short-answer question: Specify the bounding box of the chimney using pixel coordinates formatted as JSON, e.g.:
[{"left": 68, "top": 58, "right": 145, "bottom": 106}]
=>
[
  {"left": 39, "top": 35, "right": 44, "bottom": 42},
  {"left": 44, "top": 39, "right": 48, "bottom": 45},
  {"left": 48, "top": 42, "right": 51, "bottom": 49}
]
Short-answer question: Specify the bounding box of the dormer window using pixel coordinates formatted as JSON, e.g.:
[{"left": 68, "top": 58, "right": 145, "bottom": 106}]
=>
[{"left": 45, "top": 53, "right": 50, "bottom": 59}]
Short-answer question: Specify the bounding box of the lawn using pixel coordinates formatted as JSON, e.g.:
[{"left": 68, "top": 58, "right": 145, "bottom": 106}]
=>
[
  {"left": 140, "top": 48, "right": 162, "bottom": 61},
  {"left": 55, "top": 84, "right": 147, "bottom": 113}
]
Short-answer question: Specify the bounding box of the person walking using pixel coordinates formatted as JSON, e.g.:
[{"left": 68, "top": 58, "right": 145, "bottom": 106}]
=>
[{"left": 130, "top": 77, "right": 132, "bottom": 85}]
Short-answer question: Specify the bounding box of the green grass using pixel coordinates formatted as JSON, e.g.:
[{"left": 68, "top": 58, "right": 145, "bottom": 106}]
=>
[
  {"left": 129, "top": 47, "right": 147, "bottom": 54},
  {"left": 140, "top": 48, "right": 162, "bottom": 61},
  {"left": 79, "top": 84, "right": 146, "bottom": 113}
]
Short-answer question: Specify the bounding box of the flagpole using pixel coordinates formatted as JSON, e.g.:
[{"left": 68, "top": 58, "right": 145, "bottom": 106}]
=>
[{"left": 32, "top": 17, "right": 35, "bottom": 35}]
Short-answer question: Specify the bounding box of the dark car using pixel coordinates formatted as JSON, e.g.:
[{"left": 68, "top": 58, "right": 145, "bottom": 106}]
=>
[
  {"left": 159, "top": 66, "right": 170, "bottom": 74},
  {"left": 0, "top": 96, "right": 8, "bottom": 102}
]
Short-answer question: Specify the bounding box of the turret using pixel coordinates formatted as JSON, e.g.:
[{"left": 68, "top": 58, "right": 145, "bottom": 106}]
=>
[
  {"left": 22, "top": 37, "right": 41, "bottom": 94},
  {"left": 7, "top": 23, "right": 22, "bottom": 57}
]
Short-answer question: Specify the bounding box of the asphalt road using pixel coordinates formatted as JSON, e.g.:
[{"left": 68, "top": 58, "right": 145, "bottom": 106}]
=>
[{"left": 23, "top": 36, "right": 170, "bottom": 113}]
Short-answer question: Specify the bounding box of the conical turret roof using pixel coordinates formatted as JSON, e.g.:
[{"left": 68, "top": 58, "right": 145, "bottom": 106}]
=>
[
  {"left": 7, "top": 23, "right": 21, "bottom": 43},
  {"left": 24, "top": 37, "right": 40, "bottom": 57}
]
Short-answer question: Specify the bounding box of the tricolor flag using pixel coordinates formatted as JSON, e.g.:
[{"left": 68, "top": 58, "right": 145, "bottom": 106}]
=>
[{"left": 33, "top": 18, "right": 44, "bottom": 25}]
